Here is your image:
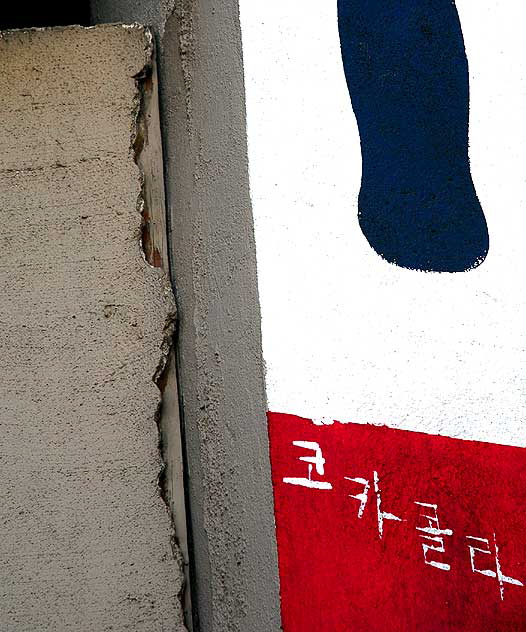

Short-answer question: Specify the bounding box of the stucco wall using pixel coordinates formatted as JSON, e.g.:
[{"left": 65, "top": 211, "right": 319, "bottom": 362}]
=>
[
  {"left": 90, "top": 2, "right": 281, "bottom": 631},
  {"left": 0, "top": 25, "right": 185, "bottom": 631}
]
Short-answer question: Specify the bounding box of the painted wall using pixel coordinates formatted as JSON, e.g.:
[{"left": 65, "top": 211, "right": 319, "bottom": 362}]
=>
[{"left": 238, "top": 0, "right": 526, "bottom": 629}]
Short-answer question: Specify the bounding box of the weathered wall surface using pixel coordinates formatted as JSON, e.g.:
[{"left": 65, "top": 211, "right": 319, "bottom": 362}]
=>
[
  {"left": 0, "top": 25, "right": 185, "bottom": 631},
  {"left": 90, "top": 3, "right": 282, "bottom": 631},
  {"left": 91, "top": 0, "right": 175, "bottom": 35}
]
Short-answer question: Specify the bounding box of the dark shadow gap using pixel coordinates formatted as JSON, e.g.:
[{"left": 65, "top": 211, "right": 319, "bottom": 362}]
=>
[{"left": 0, "top": 3, "right": 91, "bottom": 30}]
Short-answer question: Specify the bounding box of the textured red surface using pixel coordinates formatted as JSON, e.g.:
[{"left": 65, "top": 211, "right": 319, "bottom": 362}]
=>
[{"left": 268, "top": 412, "right": 526, "bottom": 631}]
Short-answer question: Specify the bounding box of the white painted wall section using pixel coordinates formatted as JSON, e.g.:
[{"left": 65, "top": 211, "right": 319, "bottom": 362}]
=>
[{"left": 239, "top": 0, "right": 526, "bottom": 447}]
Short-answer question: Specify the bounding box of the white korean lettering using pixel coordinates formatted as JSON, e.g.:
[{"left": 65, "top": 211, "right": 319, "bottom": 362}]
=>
[{"left": 283, "top": 441, "right": 333, "bottom": 490}]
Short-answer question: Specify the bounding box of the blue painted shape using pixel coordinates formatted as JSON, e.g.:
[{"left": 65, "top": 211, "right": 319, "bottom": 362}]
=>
[{"left": 338, "top": 0, "right": 489, "bottom": 272}]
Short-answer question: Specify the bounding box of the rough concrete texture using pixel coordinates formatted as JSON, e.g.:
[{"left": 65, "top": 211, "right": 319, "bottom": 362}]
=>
[
  {"left": 91, "top": 0, "right": 176, "bottom": 37},
  {"left": 90, "top": 2, "right": 282, "bottom": 630},
  {"left": 162, "top": 5, "right": 282, "bottom": 629},
  {"left": 0, "top": 25, "right": 185, "bottom": 631}
]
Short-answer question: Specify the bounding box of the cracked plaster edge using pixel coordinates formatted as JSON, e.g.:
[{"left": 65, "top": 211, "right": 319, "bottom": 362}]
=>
[
  {"left": 86, "top": 5, "right": 279, "bottom": 628},
  {"left": 0, "top": 22, "right": 149, "bottom": 37},
  {"left": 131, "top": 26, "right": 188, "bottom": 631}
]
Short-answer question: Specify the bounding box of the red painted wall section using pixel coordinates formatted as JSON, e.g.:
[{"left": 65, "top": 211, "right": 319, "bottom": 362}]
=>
[{"left": 268, "top": 412, "right": 526, "bottom": 631}]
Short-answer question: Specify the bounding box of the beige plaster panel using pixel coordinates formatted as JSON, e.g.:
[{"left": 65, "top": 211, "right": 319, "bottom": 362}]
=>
[{"left": 0, "top": 25, "right": 185, "bottom": 631}]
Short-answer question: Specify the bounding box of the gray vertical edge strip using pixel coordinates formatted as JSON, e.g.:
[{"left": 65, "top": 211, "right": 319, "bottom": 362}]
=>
[{"left": 91, "top": 2, "right": 282, "bottom": 631}]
